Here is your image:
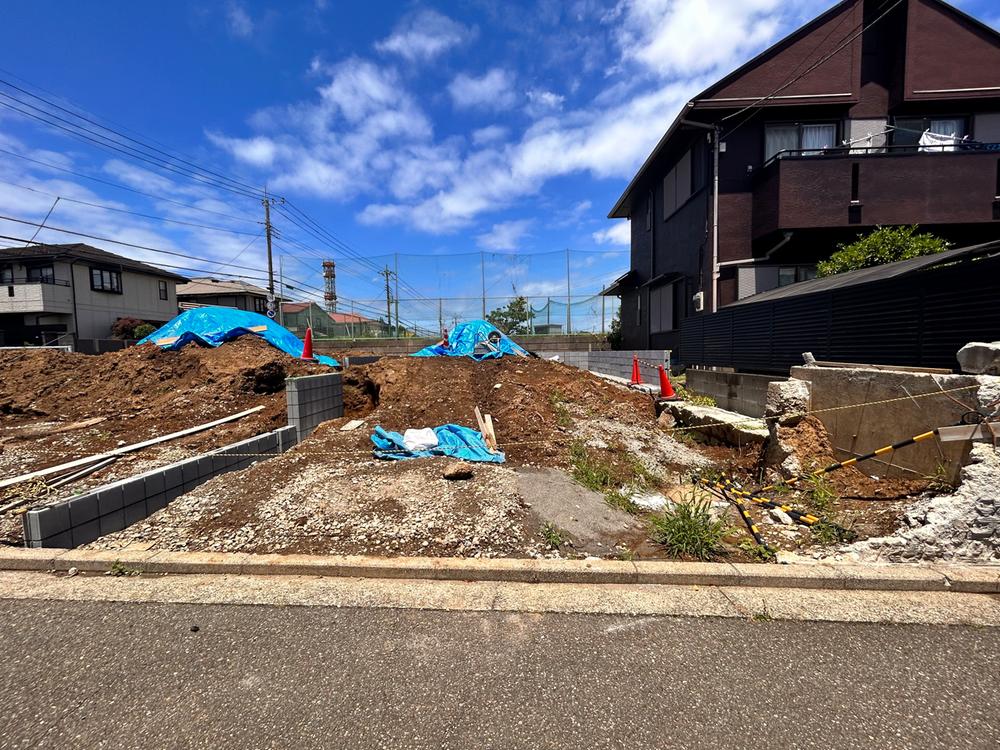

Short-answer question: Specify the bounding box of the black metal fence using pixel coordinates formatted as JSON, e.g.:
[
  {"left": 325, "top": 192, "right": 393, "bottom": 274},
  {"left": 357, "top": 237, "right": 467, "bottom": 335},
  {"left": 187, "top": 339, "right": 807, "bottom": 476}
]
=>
[{"left": 680, "top": 253, "right": 1000, "bottom": 374}]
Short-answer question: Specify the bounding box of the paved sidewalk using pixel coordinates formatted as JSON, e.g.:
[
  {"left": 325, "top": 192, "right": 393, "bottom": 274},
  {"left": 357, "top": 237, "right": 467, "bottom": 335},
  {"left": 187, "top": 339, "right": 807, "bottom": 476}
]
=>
[{"left": 2, "top": 596, "right": 998, "bottom": 749}]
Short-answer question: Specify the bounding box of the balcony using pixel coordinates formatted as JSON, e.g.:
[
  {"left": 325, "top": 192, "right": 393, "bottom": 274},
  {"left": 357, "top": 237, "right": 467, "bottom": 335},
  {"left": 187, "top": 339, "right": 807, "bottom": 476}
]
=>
[
  {"left": 752, "top": 145, "right": 1000, "bottom": 240},
  {"left": 0, "top": 278, "right": 74, "bottom": 315}
]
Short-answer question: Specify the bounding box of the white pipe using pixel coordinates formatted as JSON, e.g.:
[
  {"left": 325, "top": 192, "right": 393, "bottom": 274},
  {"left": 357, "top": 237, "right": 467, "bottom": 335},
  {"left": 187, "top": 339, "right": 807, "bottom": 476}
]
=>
[{"left": 711, "top": 126, "right": 720, "bottom": 313}]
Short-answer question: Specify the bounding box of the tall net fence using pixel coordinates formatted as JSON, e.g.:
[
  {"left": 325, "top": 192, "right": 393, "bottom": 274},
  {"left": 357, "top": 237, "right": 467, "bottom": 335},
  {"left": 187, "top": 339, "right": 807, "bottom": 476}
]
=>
[{"left": 277, "top": 247, "right": 628, "bottom": 338}]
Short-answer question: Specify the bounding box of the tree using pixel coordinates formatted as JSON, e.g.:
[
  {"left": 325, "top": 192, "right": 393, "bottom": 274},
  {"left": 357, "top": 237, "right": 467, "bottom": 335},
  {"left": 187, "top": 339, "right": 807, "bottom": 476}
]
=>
[
  {"left": 607, "top": 308, "right": 623, "bottom": 350},
  {"left": 111, "top": 317, "right": 144, "bottom": 339},
  {"left": 132, "top": 323, "right": 156, "bottom": 340},
  {"left": 816, "top": 225, "right": 950, "bottom": 278},
  {"left": 486, "top": 296, "right": 532, "bottom": 336}
]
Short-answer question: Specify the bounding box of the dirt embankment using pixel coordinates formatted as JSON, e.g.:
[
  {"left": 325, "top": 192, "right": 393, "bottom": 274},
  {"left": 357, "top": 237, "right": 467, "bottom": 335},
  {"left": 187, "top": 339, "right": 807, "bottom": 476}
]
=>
[
  {"left": 341, "top": 356, "right": 653, "bottom": 464},
  {"left": 0, "top": 337, "right": 326, "bottom": 461}
]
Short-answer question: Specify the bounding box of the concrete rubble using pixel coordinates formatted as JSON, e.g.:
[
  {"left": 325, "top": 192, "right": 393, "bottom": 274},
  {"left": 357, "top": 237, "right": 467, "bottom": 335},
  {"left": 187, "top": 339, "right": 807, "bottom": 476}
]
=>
[
  {"left": 662, "top": 402, "right": 769, "bottom": 446},
  {"left": 762, "top": 378, "right": 813, "bottom": 476},
  {"left": 843, "top": 444, "right": 1000, "bottom": 563},
  {"left": 957, "top": 341, "right": 1000, "bottom": 376}
]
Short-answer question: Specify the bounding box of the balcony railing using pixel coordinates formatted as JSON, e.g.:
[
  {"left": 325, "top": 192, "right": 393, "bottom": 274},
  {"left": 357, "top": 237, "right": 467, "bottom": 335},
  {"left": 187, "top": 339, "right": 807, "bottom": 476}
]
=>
[
  {"left": 762, "top": 142, "right": 1000, "bottom": 168},
  {"left": 1, "top": 277, "right": 72, "bottom": 287},
  {"left": 752, "top": 145, "right": 1000, "bottom": 238}
]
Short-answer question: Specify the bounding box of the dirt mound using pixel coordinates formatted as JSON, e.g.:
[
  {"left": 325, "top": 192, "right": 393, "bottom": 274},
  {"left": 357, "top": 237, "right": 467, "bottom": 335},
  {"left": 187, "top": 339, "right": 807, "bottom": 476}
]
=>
[
  {"left": 777, "top": 416, "right": 928, "bottom": 499},
  {"left": 342, "top": 356, "right": 654, "bottom": 464},
  {"left": 0, "top": 337, "right": 327, "bottom": 462}
]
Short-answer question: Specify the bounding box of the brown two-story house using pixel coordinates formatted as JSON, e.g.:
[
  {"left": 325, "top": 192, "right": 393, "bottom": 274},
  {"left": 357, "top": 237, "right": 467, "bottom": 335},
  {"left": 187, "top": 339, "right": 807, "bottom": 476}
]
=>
[{"left": 605, "top": 0, "right": 1000, "bottom": 352}]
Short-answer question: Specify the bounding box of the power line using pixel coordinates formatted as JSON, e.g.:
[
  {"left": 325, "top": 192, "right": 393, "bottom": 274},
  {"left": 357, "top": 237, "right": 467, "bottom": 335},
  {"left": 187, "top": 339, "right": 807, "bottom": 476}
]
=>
[
  {"left": 0, "top": 178, "right": 261, "bottom": 235},
  {"left": 0, "top": 146, "right": 260, "bottom": 224}
]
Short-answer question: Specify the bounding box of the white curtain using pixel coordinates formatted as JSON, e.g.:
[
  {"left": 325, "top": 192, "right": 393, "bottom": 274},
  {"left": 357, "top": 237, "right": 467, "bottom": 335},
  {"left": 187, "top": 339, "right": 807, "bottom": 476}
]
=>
[
  {"left": 765, "top": 125, "right": 798, "bottom": 160},
  {"left": 801, "top": 124, "right": 836, "bottom": 154}
]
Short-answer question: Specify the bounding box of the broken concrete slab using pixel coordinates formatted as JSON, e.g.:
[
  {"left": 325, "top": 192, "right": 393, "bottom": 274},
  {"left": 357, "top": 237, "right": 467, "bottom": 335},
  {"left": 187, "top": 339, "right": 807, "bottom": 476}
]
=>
[
  {"left": 957, "top": 341, "right": 1000, "bottom": 376},
  {"left": 664, "top": 402, "right": 769, "bottom": 445}
]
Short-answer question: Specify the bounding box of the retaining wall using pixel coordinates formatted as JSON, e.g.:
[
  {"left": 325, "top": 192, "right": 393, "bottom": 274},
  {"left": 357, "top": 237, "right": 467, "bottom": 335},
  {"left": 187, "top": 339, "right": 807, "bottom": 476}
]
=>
[
  {"left": 686, "top": 369, "right": 787, "bottom": 417},
  {"left": 286, "top": 372, "right": 344, "bottom": 440},
  {"left": 538, "top": 350, "right": 670, "bottom": 383},
  {"left": 23, "top": 426, "right": 298, "bottom": 548}
]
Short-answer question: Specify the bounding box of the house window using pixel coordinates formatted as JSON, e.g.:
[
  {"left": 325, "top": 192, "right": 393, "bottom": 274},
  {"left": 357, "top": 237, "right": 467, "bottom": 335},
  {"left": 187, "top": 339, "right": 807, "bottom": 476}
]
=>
[
  {"left": 27, "top": 265, "right": 55, "bottom": 284},
  {"left": 253, "top": 296, "right": 267, "bottom": 313},
  {"left": 892, "top": 116, "right": 968, "bottom": 150},
  {"left": 0, "top": 265, "right": 12, "bottom": 284},
  {"left": 158, "top": 280, "right": 168, "bottom": 301},
  {"left": 645, "top": 192, "right": 652, "bottom": 231},
  {"left": 663, "top": 148, "right": 694, "bottom": 218},
  {"left": 765, "top": 122, "right": 838, "bottom": 160},
  {"left": 778, "top": 266, "right": 816, "bottom": 287},
  {"left": 90, "top": 267, "right": 122, "bottom": 293},
  {"left": 650, "top": 282, "right": 675, "bottom": 333}
]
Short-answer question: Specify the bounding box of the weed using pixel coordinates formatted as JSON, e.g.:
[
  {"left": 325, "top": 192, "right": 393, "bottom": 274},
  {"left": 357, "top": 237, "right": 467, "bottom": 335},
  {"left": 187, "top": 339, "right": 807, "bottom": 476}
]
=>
[
  {"left": 649, "top": 496, "right": 729, "bottom": 560},
  {"left": 810, "top": 519, "right": 857, "bottom": 545},
  {"left": 550, "top": 390, "right": 574, "bottom": 428},
  {"left": 540, "top": 523, "right": 567, "bottom": 549},
  {"left": 738, "top": 538, "right": 776, "bottom": 562},
  {"left": 106, "top": 560, "right": 140, "bottom": 577},
  {"left": 800, "top": 473, "right": 837, "bottom": 513},
  {"left": 925, "top": 462, "right": 956, "bottom": 492},
  {"left": 615, "top": 546, "right": 637, "bottom": 561},
  {"left": 605, "top": 490, "right": 639, "bottom": 514},
  {"left": 674, "top": 383, "right": 716, "bottom": 408},
  {"left": 569, "top": 440, "right": 616, "bottom": 492},
  {"left": 751, "top": 603, "right": 773, "bottom": 622},
  {"left": 569, "top": 440, "right": 655, "bottom": 514}
]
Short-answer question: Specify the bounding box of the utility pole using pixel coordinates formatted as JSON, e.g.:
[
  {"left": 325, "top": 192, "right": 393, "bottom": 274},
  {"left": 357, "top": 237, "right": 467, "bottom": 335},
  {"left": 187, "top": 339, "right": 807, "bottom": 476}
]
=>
[
  {"left": 438, "top": 298, "right": 444, "bottom": 336},
  {"left": 261, "top": 189, "right": 284, "bottom": 320},
  {"left": 394, "top": 252, "right": 400, "bottom": 339},
  {"left": 380, "top": 266, "right": 393, "bottom": 336},
  {"left": 278, "top": 257, "right": 285, "bottom": 327},
  {"left": 480, "top": 251, "right": 486, "bottom": 319},
  {"left": 565, "top": 248, "right": 572, "bottom": 334}
]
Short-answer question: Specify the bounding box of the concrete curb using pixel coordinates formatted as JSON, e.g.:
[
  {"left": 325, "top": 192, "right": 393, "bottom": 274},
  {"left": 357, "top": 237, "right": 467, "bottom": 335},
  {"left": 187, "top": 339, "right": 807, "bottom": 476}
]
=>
[{"left": 1, "top": 548, "right": 998, "bottom": 594}]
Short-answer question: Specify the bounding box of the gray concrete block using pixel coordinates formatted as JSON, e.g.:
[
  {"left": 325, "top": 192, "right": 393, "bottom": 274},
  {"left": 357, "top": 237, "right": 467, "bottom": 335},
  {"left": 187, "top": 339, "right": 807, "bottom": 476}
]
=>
[
  {"left": 124, "top": 501, "right": 148, "bottom": 526},
  {"left": 99, "top": 509, "right": 125, "bottom": 535},
  {"left": 96, "top": 485, "right": 125, "bottom": 515},
  {"left": 163, "top": 484, "right": 184, "bottom": 503},
  {"left": 162, "top": 464, "right": 184, "bottom": 491},
  {"left": 71, "top": 519, "right": 101, "bottom": 548},
  {"left": 181, "top": 460, "right": 201, "bottom": 488},
  {"left": 143, "top": 472, "right": 166, "bottom": 498},
  {"left": 67, "top": 493, "right": 100, "bottom": 526},
  {"left": 121, "top": 479, "right": 146, "bottom": 507},
  {"left": 40, "top": 530, "right": 73, "bottom": 549},
  {"left": 26, "top": 504, "right": 71, "bottom": 541},
  {"left": 196, "top": 456, "right": 214, "bottom": 479},
  {"left": 147, "top": 493, "right": 168, "bottom": 513}
]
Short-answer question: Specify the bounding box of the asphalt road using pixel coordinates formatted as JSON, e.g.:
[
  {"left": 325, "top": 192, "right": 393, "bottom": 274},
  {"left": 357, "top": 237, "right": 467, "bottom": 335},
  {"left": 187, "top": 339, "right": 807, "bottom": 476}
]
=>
[{"left": 1, "top": 598, "right": 998, "bottom": 749}]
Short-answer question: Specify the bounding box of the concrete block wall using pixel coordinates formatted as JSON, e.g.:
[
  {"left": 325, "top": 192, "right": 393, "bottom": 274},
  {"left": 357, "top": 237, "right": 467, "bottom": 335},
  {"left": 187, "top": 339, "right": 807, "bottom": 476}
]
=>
[
  {"left": 686, "top": 369, "right": 787, "bottom": 418},
  {"left": 539, "top": 350, "right": 669, "bottom": 383},
  {"left": 286, "top": 372, "right": 344, "bottom": 440},
  {"left": 23, "top": 426, "right": 298, "bottom": 549}
]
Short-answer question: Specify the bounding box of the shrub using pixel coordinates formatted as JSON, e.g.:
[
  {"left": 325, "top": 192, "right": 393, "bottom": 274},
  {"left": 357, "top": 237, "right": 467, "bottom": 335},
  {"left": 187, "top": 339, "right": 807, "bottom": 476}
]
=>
[
  {"left": 816, "top": 225, "right": 950, "bottom": 277},
  {"left": 132, "top": 323, "right": 156, "bottom": 339},
  {"left": 111, "top": 317, "right": 144, "bottom": 339},
  {"left": 649, "top": 498, "right": 728, "bottom": 560}
]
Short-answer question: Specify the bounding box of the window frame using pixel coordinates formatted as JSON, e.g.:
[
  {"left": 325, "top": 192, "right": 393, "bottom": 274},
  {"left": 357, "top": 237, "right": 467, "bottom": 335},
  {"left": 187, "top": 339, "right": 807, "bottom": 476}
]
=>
[
  {"left": 0, "top": 264, "right": 12, "bottom": 284},
  {"left": 891, "top": 115, "right": 971, "bottom": 150},
  {"left": 253, "top": 296, "right": 268, "bottom": 313},
  {"left": 158, "top": 280, "right": 168, "bottom": 301},
  {"left": 663, "top": 144, "right": 706, "bottom": 221},
  {"left": 764, "top": 120, "right": 840, "bottom": 161},
  {"left": 27, "top": 264, "right": 55, "bottom": 284},
  {"left": 89, "top": 267, "right": 123, "bottom": 294},
  {"left": 649, "top": 281, "right": 677, "bottom": 334}
]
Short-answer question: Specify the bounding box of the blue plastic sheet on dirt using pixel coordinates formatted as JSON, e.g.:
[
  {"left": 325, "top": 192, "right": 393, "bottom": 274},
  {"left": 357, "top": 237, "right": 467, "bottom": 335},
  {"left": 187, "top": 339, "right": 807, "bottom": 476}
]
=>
[
  {"left": 137, "top": 307, "right": 339, "bottom": 367},
  {"left": 371, "top": 424, "right": 505, "bottom": 463},
  {"left": 411, "top": 319, "right": 529, "bottom": 361}
]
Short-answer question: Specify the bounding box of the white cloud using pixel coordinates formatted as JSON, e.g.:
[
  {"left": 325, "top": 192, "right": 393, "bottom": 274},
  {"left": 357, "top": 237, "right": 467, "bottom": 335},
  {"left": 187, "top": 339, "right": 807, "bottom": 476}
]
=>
[
  {"left": 476, "top": 219, "right": 533, "bottom": 250},
  {"left": 593, "top": 221, "right": 631, "bottom": 246},
  {"left": 205, "top": 133, "right": 276, "bottom": 168},
  {"left": 448, "top": 69, "right": 517, "bottom": 110},
  {"left": 520, "top": 279, "right": 566, "bottom": 297},
  {"left": 375, "top": 9, "right": 475, "bottom": 62},
  {"left": 472, "top": 125, "right": 508, "bottom": 146},
  {"left": 225, "top": 2, "right": 254, "bottom": 39},
  {"left": 525, "top": 89, "right": 565, "bottom": 117},
  {"left": 611, "top": 0, "right": 825, "bottom": 78}
]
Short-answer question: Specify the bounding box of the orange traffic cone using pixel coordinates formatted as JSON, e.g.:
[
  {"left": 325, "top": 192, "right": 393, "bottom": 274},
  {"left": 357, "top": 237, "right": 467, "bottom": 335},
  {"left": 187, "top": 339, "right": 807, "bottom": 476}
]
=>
[
  {"left": 301, "top": 327, "right": 315, "bottom": 360},
  {"left": 658, "top": 365, "right": 677, "bottom": 399},
  {"left": 630, "top": 354, "right": 642, "bottom": 385}
]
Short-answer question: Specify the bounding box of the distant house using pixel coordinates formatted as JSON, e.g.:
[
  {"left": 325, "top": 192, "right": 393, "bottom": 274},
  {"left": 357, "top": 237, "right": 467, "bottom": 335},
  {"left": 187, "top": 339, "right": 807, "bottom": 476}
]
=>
[
  {"left": 604, "top": 0, "right": 1000, "bottom": 352},
  {"left": 0, "top": 243, "right": 186, "bottom": 346},
  {"left": 280, "top": 301, "right": 389, "bottom": 338},
  {"left": 175, "top": 277, "right": 271, "bottom": 314}
]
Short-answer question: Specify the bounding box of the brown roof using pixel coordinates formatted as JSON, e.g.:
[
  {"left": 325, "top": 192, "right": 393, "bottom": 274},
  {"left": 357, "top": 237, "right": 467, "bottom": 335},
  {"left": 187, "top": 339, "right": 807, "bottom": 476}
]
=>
[
  {"left": 176, "top": 277, "right": 270, "bottom": 297},
  {"left": 0, "top": 242, "right": 188, "bottom": 282}
]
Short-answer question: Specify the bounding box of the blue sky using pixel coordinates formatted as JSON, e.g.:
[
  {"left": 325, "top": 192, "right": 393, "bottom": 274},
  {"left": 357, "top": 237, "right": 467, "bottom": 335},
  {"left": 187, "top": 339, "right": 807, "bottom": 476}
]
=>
[{"left": 1, "top": 0, "right": 997, "bottom": 328}]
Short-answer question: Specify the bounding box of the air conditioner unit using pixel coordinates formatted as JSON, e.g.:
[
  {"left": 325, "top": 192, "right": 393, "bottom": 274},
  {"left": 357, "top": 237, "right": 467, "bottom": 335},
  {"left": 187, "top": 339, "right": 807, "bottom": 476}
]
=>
[{"left": 692, "top": 291, "right": 704, "bottom": 312}]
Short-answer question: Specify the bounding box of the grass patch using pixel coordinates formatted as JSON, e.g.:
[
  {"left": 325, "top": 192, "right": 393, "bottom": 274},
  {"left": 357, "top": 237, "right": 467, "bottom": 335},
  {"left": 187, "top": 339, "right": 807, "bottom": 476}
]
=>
[
  {"left": 106, "top": 560, "right": 141, "bottom": 577},
  {"left": 810, "top": 518, "right": 857, "bottom": 545},
  {"left": 737, "top": 538, "right": 776, "bottom": 562},
  {"left": 569, "top": 440, "right": 657, "bottom": 514},
  {"left": 799, "top": 473, "right": 837, "bottom": 513},
  {"left": 649, "top": 497, "right": 728, "bottom": 560},
  {"left": 550, "top": 389, "right": 574, "bottom": 428},
  {"left": 540, "top": 523, "right": 568, "bottom": 549},
  {"left": 673, "top": 383, "right": 716, "bottom": 408}
]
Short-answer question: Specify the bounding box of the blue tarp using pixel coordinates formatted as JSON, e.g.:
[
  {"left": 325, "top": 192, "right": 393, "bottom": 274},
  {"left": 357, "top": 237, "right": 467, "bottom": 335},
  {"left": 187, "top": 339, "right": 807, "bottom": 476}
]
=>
[
  {"left": 411, "top": 319, "right": 529, "bottom": 361},
  {"left": 137, "top": 307, "right": 340, "bottom": 367},
  {"left": 371, "top": 424, "right": 505, "bottom": 463}
]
